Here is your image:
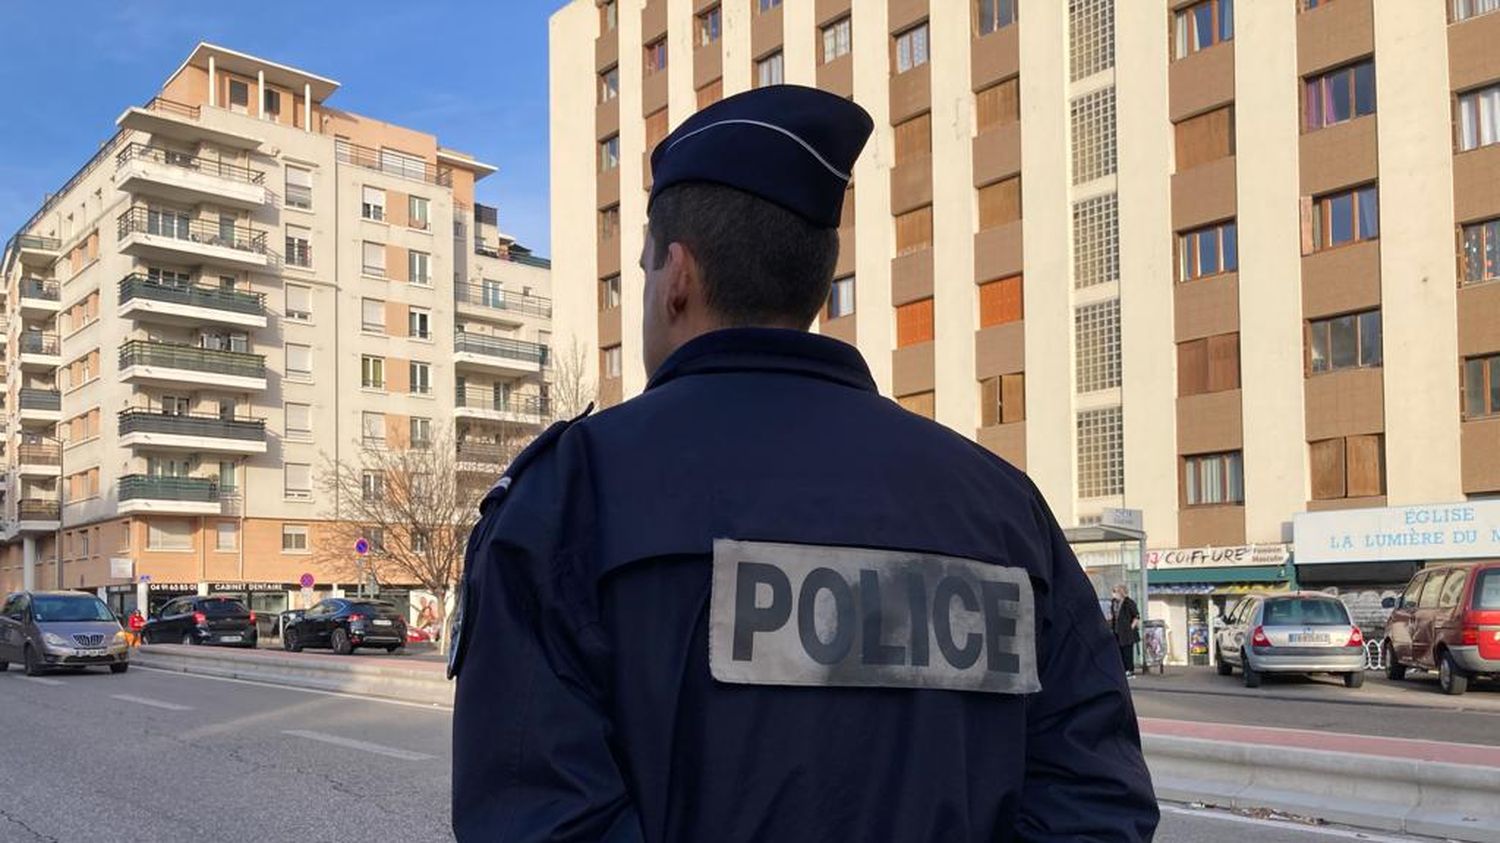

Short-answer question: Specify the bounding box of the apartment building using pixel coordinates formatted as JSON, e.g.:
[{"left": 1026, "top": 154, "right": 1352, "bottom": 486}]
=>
[
  {"left": 550, "top": 0, "right": 1500, "bottom": 661},
  {"left": 0, "top": 43, "right": 551, "bottom": 618}
]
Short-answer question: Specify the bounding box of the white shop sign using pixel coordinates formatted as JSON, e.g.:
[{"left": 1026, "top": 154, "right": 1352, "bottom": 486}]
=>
[
  {"left": 1146, "top": 544, "right": 1290, "bottom": 570},
  {"left": 1295, "top": 500, "right": 1500, "bottom": 564}
]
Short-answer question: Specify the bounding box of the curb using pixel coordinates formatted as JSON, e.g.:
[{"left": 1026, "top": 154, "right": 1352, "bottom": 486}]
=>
[
  {"left": 1132, "top": 682, "right": 1494, "bottom": 713},
  {"left": 132, "top": 645, "right": 453, "bottom": 707}
]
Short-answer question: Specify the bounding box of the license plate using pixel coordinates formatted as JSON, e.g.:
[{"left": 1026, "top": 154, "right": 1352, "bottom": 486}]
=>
[
  {"left": 1289, "top": 633, "right": 1331, "bottom": 644},
  {"left": 373, "top": 619, "right": 392, "bottom": 626},
  {"left": 220, "top": 635, "right": 242, "bottom": 643},
  {"left": 79, "top": 648, "right": 106, "bottom": 657}
]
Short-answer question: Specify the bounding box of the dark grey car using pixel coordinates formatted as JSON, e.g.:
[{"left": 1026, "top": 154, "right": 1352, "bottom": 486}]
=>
[{"left": 0, "top": 591, "right": 130, "bottom": 676}]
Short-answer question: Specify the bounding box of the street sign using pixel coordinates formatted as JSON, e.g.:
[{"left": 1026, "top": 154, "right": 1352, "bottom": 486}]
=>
[
  {"left": 354, "top": 538, "right": 369, "bottom": 555},
  {"left": 138, "top": 574, "right": 152, "bottom": 584},
  {"left": 299, "top": 572, "right": 315, "bottom": 588},
  {"left": 1101, "top": 507, "right": 1144, "bottom": 533}
]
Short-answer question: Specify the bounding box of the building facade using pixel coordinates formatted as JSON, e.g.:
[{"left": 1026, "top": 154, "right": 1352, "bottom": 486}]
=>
[
  {"left": 1, "top": 43, "right": 552, "bottom": 617},
  {"left": 550, "top": 0, "right": 1500, "bottom": 661}
]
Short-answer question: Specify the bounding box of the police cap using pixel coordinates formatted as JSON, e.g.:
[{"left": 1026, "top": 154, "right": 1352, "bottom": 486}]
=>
[{"left": 648, "top": 84, "right": 874, "bottom": 229}]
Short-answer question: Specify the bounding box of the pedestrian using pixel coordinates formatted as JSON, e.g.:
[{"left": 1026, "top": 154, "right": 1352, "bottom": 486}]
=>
[
  {"left": 449, "top": 85, "right": 1157, "bottom": 842},
  {"left": 1111, "top": 584, "right": 1142, "bottom": 677},
  {"left": 126, "top": 609, "right": 145, "bottom": 648}
]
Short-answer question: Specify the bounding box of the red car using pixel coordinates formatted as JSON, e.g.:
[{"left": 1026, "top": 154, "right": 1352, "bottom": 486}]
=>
[{"left": 1383, "top": 562, "right": 1500, "bottom": 695}]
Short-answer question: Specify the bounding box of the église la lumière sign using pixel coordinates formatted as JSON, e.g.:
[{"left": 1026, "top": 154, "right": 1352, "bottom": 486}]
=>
[{"left": 1295, "top": 500, "right": 1500, "bottom": 564}]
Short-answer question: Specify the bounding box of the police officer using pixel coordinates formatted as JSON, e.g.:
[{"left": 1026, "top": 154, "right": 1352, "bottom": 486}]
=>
[{"left": 451, "top": 85, "right": 1158, "bottom": 842}]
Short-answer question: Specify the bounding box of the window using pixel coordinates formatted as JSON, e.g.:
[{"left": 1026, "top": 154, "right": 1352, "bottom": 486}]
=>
[
  {"left": 1463, "top": 354, "right": 1500, "bottom": 418},
  {"left": 219, "top": 459, "right": 238, "bottom": 490},
  {"left": 977, "top": 0, "right": 1019, "bottom": 35},
  {"left": 409, "top": 250, "right": 431, "bottom": 286},
  {"left": 698, "top": 79, "right": 724, "bottom": 108},
  {"left": 285, "top": 166, "right": 312, "bottom": 210},
  {"left": 894, "top": 113, "right": 931, "bottom": 164},
  {"left": 361, "top": 298, "right": 385, "bottom": 333},
  {"left": 1458, "top": 83, "right": 1500, "bottom": 152},
  {"left": 895, "top": 205, "right": 933, "bottom": 254},
  {"left": 216, "top": 522, "right": 238, "bottom": 551},
  {"left": 699, "top": 6, "right": 721, "bottom": 46},
  {"left": 978, "top": 275, "right": 1023, "bottom": 327},
  {"left": 1173, "top": 0, "right": 1233, "bottom": 60},
  {"left": 285, "top": 284, "right": 312, "bottom": 322},
  {"left": 285, "top": 402, "right": 311, "bottom": 439},
  {"left": 600, "top": 65, "right": 619, "bottom": 102},
  {"left": 362, "top": 411, "right": 386, "bottom": 446},
  {"left": 645, "top": 38, "right": 668, "bottom": 75},
  {"left": 1184, "top": 451, "right": 1244, "bottom": 506},
  {"left": 600, "top": 205, "right": 621, "bottom": 240},
  {"left": 599, "top": 274, "right": 621, "bottom": 310},
  {"left": 980, "top": 373, "right": 1025, "bottom": 426},
  {"left": 1071, "top": 87, "right": 1117, "bottom": 183},
  {"left": 362, "top": 241, "right": 386, "bottom": 276},
  {"left": 1308, "top": 310, "right": 1382, "bottom": 373},
  {"left": 284, "top": 464, "right": 312, "bottom": 501},
  {"left": 602, "top": 344, "right": 623, "bottom": 378},
  {"left": 759, "top": 0, "right": 781, "bottom": 9},
  {"left": 1461, "top": 218, "right": 1500, "bottom": 285},
  {"left": 822, "top": 17, "right": 851, "bottom": 63},
  {"left": 1069, "top": 0, "right": 1115, "bottom": 79},
  {"left": 1305, "top": 60, "right": 1375, "bottom": 130},
  {"left": 600, "top": 135, "right": 620, "bottom": 172},
  {"left": 896, "top": 298, "right": 934, "bottom": 348},
  {"left": 412, "top": 530, "right": 430, "bottom": 554},
  {"left": 1310, "top": 435, "right": 1385, "bottom": 500},
  {"left": 645, "top": 108, "right": 671, "bottom": 150},
  {"left": 895, "top": 23, "right": 930, "bottom": 74},
  {"left": 410, "top": 416, "right": 432, "bottom": 448},
  {"left": 410, "top": 361, "right": 432, "bottom": 395},
  {"left": 285, "top": 225, "right": 311, "bottom": 268},
  {"left": 978, "top": 177, "right": 1022, "bottom": 230},
  {"left": 1455, "top": 0, "right": 1500, "bottom": 23},
  {"left": 147, "top": 519, "right": 194, "bottom": 550},
  {"left": 482, "top": 279, "right": 505, "bottom": 308},
  {"left": 362, "top": 186, "right": 386, "bottom": 221},
  {"left": 229, "top": 79, "right": 250, "bottom": 113},
  {"left": 263, "top": 88, "right": 281, "bottom": 118},
  {"left": 409, "top": 196, "right": 429, "bottom": 230},
  {"left": 828, "top": 276, "right": 855, "bottom": 319},
  {"left": 362, "top": 355, "right": 386, "bottom": 389},
  {"left": 360, "top": 471, "right": 384, "bottom": 502},
  {"left": 1177, "top": 333, "right": 1241, "bottom": 396},
  {"left": 976, "top": 77, "right": 1020, "bottom": 133},
  {"left": 1077, "top": 407, "right": 1125, "bottom": 498},
  {"left": 757, "top": 52, "right": 785, "bottom": 88},
  {"left": 1174, "top": 105, "right": 1234, "bottom": 173},
  {"left": 1178, "top": 220, "right": 1238, "bottom": 281},
  {"left": 1440, "top": 570, "right": 1470, "bottom": 609},
  {"left": 602, "top": 0, "right": 617, "bottom": 31},
  {"left": 1073, "top": 194, "right": 1119, "bottom": 288},
  {"left": 1308, "top": 185, "right": 1378, "bottom": 251},
  {"left": 286, "top": 343, "right": 313, "bottom": 380},
  {"left": 408, "top": 307, "right": 432, "bottom": 340},
  {"left": 1075, "top": 299, "right": 1122, "bottom": 393},
  {"left": 282, "top": 524, "right": 309, "bottom": 552}
]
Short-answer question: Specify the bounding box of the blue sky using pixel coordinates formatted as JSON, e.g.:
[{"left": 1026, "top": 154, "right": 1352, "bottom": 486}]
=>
[{"left": 0, "top": 0, "right": 558, "bottom": 255}]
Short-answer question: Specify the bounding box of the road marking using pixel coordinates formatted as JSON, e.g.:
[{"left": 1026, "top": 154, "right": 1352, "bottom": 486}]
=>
[
  {"left": 1160, "top": 804, "right": 1425, "bottom": 841},
  {"left": 110, "top": 694, "right": 193, "bottom": 712},
  {"left": 282, "top": 729, "right": 434, "bottom": 761},
  {"left": 132, "top": 665, "right": 452, "bottom": 713},
  {"left": 18, "top": 676, "right": 64, "bottom": 686}
]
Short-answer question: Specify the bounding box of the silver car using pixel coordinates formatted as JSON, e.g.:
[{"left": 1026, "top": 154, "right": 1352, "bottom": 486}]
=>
[
  {"left": 0, "top": 591, "right": 130, "bottom": 676},
  {"left": 1214, "top": 592, "right": 1365, "bottom": 689}
]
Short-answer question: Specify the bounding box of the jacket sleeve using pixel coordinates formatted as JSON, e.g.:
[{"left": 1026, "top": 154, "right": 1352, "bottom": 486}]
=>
[
  {"left": 1015, "top": 497, "right": 1159, "bottom": 842},
  {"left": 451, "top": 436, "right": 643, "bottom": 843}
]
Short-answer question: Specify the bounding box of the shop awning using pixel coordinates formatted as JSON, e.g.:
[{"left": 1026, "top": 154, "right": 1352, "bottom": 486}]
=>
[{"left": 1147, "top": 564, "right": 1291, "bottom": 586}]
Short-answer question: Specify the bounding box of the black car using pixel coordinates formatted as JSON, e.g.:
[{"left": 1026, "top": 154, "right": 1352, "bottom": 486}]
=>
[
  {"left": 282, "top": 599, "right": 407, "bottom": 655},
  {"left": 142, "top": 596, "right": 258, "bottom": 648}
]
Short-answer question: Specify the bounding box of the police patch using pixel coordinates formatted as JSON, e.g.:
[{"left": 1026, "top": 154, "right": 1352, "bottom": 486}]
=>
[{"left": 709, "top": 539, "right": 1040, "bottom": 695}]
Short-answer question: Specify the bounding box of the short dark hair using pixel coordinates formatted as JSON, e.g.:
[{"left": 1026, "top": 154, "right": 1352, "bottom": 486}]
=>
[{"left": 649, "top": 183, "right": 839, "bottom": 328}]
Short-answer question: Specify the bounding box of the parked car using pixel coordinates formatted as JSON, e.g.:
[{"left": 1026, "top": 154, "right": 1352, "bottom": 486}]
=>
[
  {"left": 1383, "top": 562, "right": 1500, "bottom": 695},
  {"left": 281, "top": 598, "right": 407, "bottom": 655},
  {"left": 406, "top": 626, "right": 432, "bottom": 644},
  {"left": 1214, "top": 592, "right": 1366, "bottom": 688},
  {"left": 0, "top": 590, "right": 130, "bottom": 675},
  {"left": 141, "top": 596, "right": 258, "bottom": 648}
]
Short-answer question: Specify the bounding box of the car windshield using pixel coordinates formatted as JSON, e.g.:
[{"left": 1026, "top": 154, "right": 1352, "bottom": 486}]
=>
[
  {"left": 202, "top": 599, "right": 249, "bottom": 615},
  {"left": 32, "top": 595, "right": 116, "bottom": 623},
  {"left": 1476, "top": 570, "right": 1500, "bottom": 610},
  {"left": 1262, "top": 598, "right": 1349, "bottom": 626}
]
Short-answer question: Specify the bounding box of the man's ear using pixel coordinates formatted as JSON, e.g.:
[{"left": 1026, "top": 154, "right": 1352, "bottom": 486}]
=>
[{"left": 663, "top": 241, "right": 699, "bottom": 319}]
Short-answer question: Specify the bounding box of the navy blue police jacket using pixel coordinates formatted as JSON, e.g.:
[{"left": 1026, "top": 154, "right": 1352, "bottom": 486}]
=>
[{"left": 451, "top": 327, "right": 1158, "bottom": 842}]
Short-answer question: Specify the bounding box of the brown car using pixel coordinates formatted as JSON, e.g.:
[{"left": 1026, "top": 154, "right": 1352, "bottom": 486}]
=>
[{"left": 1382, "top": 562, "right": 1500, "bottom": 695}]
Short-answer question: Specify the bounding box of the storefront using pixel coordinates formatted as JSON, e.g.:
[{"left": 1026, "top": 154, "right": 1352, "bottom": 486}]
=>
[
  {"left": 1294, "top": 500, "right": 1500, "bottom": 642},
  {"left": 1145, "top": 544, "right": 1296, "bottom": 666}
]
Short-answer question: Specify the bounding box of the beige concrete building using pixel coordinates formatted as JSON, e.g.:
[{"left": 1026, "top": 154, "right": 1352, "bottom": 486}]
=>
[
  {"left": 1, "top": 43, "right": 552, "bottom": 618},
  {"left": 550, "top": 0, "right": 1500, "bottom": 660}
]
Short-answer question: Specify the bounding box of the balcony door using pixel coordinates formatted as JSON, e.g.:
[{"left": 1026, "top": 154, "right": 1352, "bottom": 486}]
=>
[
  {"left": 147, "top": 207, "right": 190, "bottom": 239},
  {"left": 147, "top": 456, "right": 191, "bottom": 478},
  {"left": 159, "top": 395, "right": 190, "bottom": 416}
]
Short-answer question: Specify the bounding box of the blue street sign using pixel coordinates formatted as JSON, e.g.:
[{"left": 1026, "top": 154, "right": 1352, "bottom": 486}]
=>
[{"left": 355, "top": 538, "right": 369, "bottom": 555}]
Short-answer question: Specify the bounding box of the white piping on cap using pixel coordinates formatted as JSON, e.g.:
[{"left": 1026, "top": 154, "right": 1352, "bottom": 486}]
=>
[{"left": 662, "top": 118, "right": 850, "bottom": 182}]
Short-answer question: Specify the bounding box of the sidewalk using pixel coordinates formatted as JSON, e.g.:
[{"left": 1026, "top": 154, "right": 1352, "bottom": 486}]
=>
[
  {"left": 1131, "top": 663, "right": 1500, "bottom": 713},
  {"left": 132, "top": 643, "right": 453, "bottom": 706}
]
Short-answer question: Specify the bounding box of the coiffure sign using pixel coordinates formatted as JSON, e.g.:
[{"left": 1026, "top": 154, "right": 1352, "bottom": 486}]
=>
[
  {"left": 1295, "top": 500, "right": 1500, "bottom": 564},
  {"left": 1146, "top": 544, "right": 1290, "bottom": 570}
]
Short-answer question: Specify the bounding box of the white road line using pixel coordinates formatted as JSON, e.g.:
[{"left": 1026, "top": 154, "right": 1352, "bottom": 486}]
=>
[
  {"left": 110, "top": 694, "right": 194, "bottom": 712},
  {"left": 131, "top": 665, "right": 452, "bottom": 713},
  {"left": 1160, "top": 804, "right": 1424, "bottom": 841},
  {"left": 18, "top": 676, "right": 64, "bottom": 686},
  {"left": 283, "top": 729, "right": 434, "bottom": 761}
]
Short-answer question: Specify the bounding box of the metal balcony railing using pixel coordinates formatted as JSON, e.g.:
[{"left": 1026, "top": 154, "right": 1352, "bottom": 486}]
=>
[
  {"left": 454, "top": 332, "right": 549, "bottom": 367},
  {"left": 334, "top": 139, "right": 453, "bottom": 187},
  {"left": 119, "top": 339, "right": 266, "bottom": 379},
  {"left": 19, "top": 278, "right": 60, "bottom": 301},
  {"left": 453, "top": 283, "right": 553, "bottom": 318},
  {"left": 116, "top": 207, "right": 267, "bottom": 254},
  {"left": 18, "top": 499, "right": 60, "bottom": 521},
  {"left": 18, "top": 388, "right": 61, "bottom": 411},
  {"left": 115, "top": 142, "right": 266, "bottom": 185},
  {"left": 143, "top": 97, "right": 201, "bottom": 120},
  {"left": 119, "top": 273, "right": 266, "bottom": 316},
  {"left": 17, "top": 235, "right": 62, "bottom": 252},
  {"left": 455, "top": 388, "right": 550, "bottom": 418},
  {"left": 119, "top": 408, "right": 267, "bottom": 441},
  {"left": 118, "top": 474, "right": 218, "bottom": 503},
  {"left": 456, "top": 440, "right": 509, "bottom": 464},
  {"left": 17, "top": 443, "right": 61, "bottom": 465},
  {"left": 19, "top": 333, "right": 60, "bottom": 356}
]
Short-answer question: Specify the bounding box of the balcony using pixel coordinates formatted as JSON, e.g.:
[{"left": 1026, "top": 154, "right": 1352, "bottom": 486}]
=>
[
  {"left": 118, "top": 339, "right": 267, "bottom": 391},
  {"left": 15, "top": 499, "right": 60, "bottom": 532},
  {"left": 16, "top": 442, "right": 61, "bottom": 478},
  {"left": 18, "top": 278, "right": 62, "bottom": 318},
  {"left": 116, "top": 207, "right": 269, "bottom": 270},
  {"left": 335, "top": 139, "right": 452, "bottom": 187},
  {"left": 117, "top": 96, "right": 266, "bottom": 151},
  {"left": 453, "top": 332, "right": 548, "bottom": 376},
  {"left": 16, "top": 235, "right": 61, "bottom": 265},
  {"left": 18, "top": 333, "right": 61, "bottom": 371},
  {"left": 118, "top": 273, "right": 268, "bottom": 329},
  {"left": 118, "top": 408, "right": 267, "bottom": 455},
  {"left": 17, "top": 388, "right": 62, "bottom": 426},
  {"left": 454, "top": 388, "right": 550, "bottom": 427},
  {"left": 456, "top": 439, "right": 510, "bottom": 469},
  {"left": 115, "top": 142, "right": 268, "bottom": 210},
  {"left": 116, "top": 474, "right": 221, "bottom": 515},
  {"left": 453, "top": 282, "right": 553, "bottom": 325}
]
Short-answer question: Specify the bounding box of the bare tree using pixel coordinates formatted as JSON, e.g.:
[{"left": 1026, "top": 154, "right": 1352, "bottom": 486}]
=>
[
  {"left": 316, "top": 426, "right": 487, "bottom": 654},
  {"left": 547, "top": 336, "right": 597, "bottom": 422}
]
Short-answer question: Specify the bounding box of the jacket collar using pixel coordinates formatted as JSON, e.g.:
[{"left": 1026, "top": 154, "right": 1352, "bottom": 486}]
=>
[{"left": 646, "top": 327, "right": 878, "bottom": 393}]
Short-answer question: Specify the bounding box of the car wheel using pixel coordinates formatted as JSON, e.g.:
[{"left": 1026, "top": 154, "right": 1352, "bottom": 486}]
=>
[
  {"left": 384, "top": 644, "right": 403, "bottom": 654},
  {"left": 1344, "top": 670, "right": 1364, "bottom": 689},
  {"left": 180, "top": 633, "right": 195, "bottom": 646},
  {"left": 23, "top": 645, "right": 43, "bottom": 677},
  {"left": 331, "top": 628, "right": 353, "bottom": 656},
  {"left": 0, "top": 659, "right": 8, "bottom": 672},
  {"left": 284, "top": 628, "right": 303, "bottom": 653},
  {"left": 1241, "top": 650, "right": 1261, "bottom": 688},
  {"left": 110, "top": 662, "right": 129, "bottom": 675},
  {"left": 1215, "top": 646, "right": 1233, "bottom": 676},
  {"left": 1384, "top": 642, "right": 1406, "bottom": 681},
  {"left": 1439, "top": 650, "right": 1469, "bottom": 696}
]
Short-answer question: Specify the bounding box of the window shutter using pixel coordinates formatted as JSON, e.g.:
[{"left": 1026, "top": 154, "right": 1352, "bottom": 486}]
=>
[
  {"left": 1299, "top": 196, "right": 1315, "bottom": 255},
  {"left": 978, "top": 177, "right": 1022, "bottom": 230},
  {"left": 894, "top": 112, "right": 932, "bottom": 164},
  {"left": 981, "top": 377, "right": 1000, "bottom": 427},
  {"left": 1177, "top": 338, "right": 1209, "bottom": 397},
  {"left": 895, "top": 205, "right": 934, "bottom": 254},
  {"left": 1001, "top": 373, "right": 1026, "bottom": 423},
  {"left": 976, "top": 77, "right": 1020, "bottom": 133},
  {"left": 1174, "top": 106, "right": 1234, "bottom": 173},
  {"left": 1345, "top": 434, "right": 1384, "bottom": 497},
  {"left": 1207, "top": 333, "right": 1241, "bottom": 392},
  {"left": 896, "top": 297, "right": 934, "bottom": 347},
  {"left": 1309, "top": 438, "right": 1347, "bottom": 500}
]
